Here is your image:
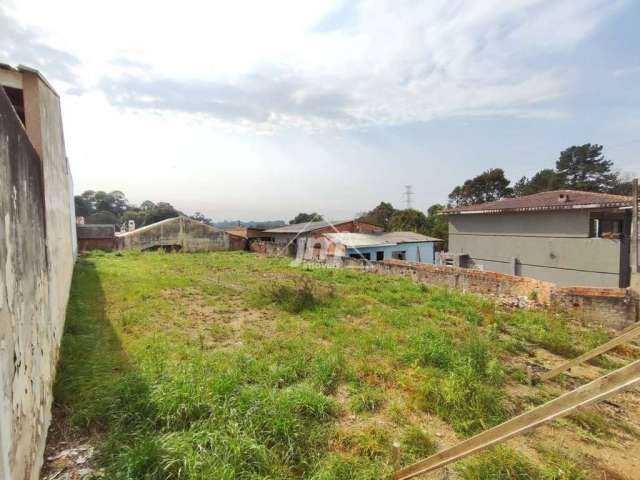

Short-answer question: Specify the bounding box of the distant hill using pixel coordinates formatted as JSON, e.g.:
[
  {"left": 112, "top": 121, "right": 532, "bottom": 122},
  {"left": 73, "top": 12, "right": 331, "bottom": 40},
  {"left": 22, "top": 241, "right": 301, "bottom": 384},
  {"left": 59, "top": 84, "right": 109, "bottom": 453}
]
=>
[{"left": 213, "top": 220, "right": 286, "bottom": 229}]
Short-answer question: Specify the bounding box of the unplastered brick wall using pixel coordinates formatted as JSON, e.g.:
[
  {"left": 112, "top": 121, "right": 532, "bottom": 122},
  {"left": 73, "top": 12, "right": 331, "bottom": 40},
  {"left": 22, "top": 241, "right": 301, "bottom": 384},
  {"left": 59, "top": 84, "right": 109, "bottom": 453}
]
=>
[
  {"left": 304, "top": 256, "right": 639, "bottom": 329},
  {"left": 551, "top": 287, "right": 638, "bottom": 330},
  {"left": 249, "top": 240, "right": 293, "bottom": 256}
]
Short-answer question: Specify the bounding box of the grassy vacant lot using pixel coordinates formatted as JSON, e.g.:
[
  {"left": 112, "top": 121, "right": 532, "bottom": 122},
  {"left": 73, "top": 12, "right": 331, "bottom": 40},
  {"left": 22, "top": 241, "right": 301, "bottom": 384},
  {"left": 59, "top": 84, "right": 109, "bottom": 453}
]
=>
[{"left": 52, "top": 251, "right": 640, "bottom": 479}]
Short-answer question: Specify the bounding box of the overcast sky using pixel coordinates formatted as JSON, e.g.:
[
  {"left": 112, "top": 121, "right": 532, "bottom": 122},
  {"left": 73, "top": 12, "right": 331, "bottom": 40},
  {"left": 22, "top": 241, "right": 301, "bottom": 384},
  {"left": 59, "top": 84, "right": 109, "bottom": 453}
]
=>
[{"left": 1, "top": 0, "right": 639, "bottom": 221}]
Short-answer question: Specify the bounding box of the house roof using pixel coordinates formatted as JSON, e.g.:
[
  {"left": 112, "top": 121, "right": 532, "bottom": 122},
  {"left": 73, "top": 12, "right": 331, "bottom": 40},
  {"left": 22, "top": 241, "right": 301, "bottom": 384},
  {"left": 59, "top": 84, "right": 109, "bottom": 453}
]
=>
[
  {"left": 443, "top": 190, "right": 633, "bottom": 215},
  {"left": 264, "top": 219, "right": 362, "bottom": 234},
  {"left": 224, "top": 226, "right": 268, "bottom": 238},
  {"left": 77, "top": 224, "right": 115, "bottom": 239},
  {"left": 324, "top": 231, "right": 442, "bottom": 248}
]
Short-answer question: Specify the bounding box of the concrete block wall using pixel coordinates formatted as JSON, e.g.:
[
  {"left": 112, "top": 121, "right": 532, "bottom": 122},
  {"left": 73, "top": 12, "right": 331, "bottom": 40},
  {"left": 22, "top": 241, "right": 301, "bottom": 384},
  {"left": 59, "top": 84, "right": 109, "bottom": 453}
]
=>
[
  {"left": 117, "top": 216, "right": 231, "bottom": 252},
  {"left": 0, "top": 69, "right": 75, "bottom": 480}
]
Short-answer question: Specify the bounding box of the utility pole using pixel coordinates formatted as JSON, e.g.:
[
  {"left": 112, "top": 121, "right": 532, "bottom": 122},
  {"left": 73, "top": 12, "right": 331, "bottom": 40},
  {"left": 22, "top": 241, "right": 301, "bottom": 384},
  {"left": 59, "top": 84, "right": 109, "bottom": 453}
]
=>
[
  {"left": 632, "top": 178, "right": 638, "bottom": 275},
  {"left": 404, "top": 185, "right": 414, "bottom": 210}
]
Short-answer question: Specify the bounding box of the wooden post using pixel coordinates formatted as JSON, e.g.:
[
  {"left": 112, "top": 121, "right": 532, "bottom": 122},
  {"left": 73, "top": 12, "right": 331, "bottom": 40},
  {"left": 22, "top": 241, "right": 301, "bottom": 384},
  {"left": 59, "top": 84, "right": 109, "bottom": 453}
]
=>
[
  {"left": 632, "top": 178, "right": 638, "bottom": 274},
  {"left": 526, "top": 365, "right": 534, "bottom": 386},
  {"left": 393, "top": 359, "right": 640, "bottom": 480},
  {"left": 540, "top": 324, "right": 640, "bottom": 381},
  {"left": 392, "top": 441, "right": 401, "bottom": 471}
]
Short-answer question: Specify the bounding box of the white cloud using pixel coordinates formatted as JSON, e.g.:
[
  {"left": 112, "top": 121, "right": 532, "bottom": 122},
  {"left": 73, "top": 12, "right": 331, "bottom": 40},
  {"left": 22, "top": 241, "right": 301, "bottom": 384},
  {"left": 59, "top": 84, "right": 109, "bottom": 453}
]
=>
[
  {"left": 2, "top": 0, "right": 634, "bottom": 220},
  {"left": 3, "top": 0, "right": 619, "bottom": 129}
]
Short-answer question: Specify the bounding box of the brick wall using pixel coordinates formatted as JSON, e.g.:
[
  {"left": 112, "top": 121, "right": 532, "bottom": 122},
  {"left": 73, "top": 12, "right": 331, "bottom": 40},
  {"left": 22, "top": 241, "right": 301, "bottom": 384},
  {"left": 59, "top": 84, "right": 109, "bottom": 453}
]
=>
[
  {"left": 228, "top": 234, "right": 248, "bottom": 251},
  {"left": 551, "top": 287, "right": 638, "bottom": 330},
  {"left": 78, "top": 238, "right": 116, "bottom": 252},
  {"left": 249, "top": 240, "right": 292, "bottom": 256},
  {"left": 316, "top": 256, "right": 639, "bottom": 329},
  {"left": 249, "top": 241, "right": 638, "bottom": 328}
]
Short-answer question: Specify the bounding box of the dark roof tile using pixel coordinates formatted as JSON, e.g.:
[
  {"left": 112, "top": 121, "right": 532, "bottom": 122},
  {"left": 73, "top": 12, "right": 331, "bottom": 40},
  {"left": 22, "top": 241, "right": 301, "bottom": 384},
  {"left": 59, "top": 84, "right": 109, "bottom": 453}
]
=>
[{"left": 444, "top": 190, "right": 632, "bottom": 215}]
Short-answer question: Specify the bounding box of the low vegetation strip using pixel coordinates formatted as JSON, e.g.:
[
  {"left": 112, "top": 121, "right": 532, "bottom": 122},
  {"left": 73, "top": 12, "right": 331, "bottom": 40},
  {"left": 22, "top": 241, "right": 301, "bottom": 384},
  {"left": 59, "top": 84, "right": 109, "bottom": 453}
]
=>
[{"left": 50, "top": 251, "right": 640, "bottom": 479}]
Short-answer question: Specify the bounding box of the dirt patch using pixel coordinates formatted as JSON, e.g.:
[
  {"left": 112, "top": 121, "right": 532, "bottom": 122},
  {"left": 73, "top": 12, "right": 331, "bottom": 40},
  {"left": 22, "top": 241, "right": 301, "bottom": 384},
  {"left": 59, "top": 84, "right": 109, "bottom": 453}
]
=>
[
  {"left": 161, "top": 288, "right": 275, "bottom": 348},
  {"left": 40, "top": 410, "right": 101, "bottom": 479},
  {"left": 532, "top": 422, "right": 640, "bottom": 479}
]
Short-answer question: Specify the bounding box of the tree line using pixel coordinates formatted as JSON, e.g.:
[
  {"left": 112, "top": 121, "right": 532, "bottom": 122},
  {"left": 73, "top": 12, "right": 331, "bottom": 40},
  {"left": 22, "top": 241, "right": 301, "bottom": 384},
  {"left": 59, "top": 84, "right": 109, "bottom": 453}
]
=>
[
  {"left": 289, "top": 206, "right": 447, "bottom": 243},
  {"left": 358, "top": 202, "right": 448, "bottom": 245},
  {"left": 79, "top": 144, "right": 632, "bottom": 238},
  {"left": 448, "top": 144, "right": 634, "bottom": 207},
  {"left": 290, "top": 143, "right": 633, "bottom": 248},
  {"left": 74, "top": 190, "right": 212, "bottom": 230}
]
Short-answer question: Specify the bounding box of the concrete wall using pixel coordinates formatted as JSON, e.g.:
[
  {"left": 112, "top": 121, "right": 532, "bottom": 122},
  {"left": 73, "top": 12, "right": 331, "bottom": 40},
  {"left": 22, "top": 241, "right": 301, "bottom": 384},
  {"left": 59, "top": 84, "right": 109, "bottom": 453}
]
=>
[
  {"left": 448, "top": 210, "right": 624, "bottom": 288},
  {"left": 345, "top": 242, "right": 436, "bottom": 263},
  {"left": 23, "top": 70, "right": 76, "bottom": 353},
  {"left": 0, "top": 70, "right": 74, "bottom": 480},
  {"left": 117, "top": 216, "right": 234, "bottom": 252}
]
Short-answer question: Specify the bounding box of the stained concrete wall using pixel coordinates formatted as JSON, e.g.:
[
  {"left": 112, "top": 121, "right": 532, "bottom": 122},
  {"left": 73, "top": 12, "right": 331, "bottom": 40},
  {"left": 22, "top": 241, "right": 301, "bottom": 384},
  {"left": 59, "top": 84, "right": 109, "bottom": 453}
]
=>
[
  {"left": 0, "top": 69, "right": 74, "bottom": 480},
  {"left": 117, "top": 216, "right": 234, "bottom": 252},
  {"left": 448, "top": 210, "right": 625, "bottom": 288}
]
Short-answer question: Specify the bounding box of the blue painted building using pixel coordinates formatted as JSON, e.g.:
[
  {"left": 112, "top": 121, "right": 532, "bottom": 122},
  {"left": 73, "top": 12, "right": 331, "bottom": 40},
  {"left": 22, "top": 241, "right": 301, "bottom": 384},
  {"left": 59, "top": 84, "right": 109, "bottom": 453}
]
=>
[{"left": 324, "top": 232, "right": 443, "bottom": 264}]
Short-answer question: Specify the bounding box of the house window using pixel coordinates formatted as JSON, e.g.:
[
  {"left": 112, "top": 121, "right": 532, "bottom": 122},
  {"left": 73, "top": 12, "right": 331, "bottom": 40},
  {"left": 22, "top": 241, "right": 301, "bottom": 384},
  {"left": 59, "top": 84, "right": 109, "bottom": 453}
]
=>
[
  {"left": 376, "top": 251, "right": 384, "bottom": 261},
  {"left": 392, "top": 251, "right": 406, "bottom": 260},
  {"left": 349, "top": 252, "right": 370, "bottom": 260},
  {"left": 590, "top": 213, "right": 624, "bottom": 239}
]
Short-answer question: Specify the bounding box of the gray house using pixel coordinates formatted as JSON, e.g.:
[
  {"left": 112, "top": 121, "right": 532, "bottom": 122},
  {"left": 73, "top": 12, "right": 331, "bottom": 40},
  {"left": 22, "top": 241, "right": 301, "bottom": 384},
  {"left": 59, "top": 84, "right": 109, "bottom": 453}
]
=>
[{"left": 444, "top": 190, "right": 634, "bottom": 288}]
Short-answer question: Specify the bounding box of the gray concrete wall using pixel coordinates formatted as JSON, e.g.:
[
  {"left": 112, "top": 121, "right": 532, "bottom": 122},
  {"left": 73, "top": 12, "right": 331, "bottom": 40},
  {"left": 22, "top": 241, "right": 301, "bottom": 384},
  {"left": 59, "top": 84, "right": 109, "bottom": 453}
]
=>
[
  {"left": 448, "top": 210, "right": 623, "bottom": 288},
  {"left": 0, "top": 71, "right": 74, "bottom": 480},
  {"left": 23, "top": 71, "right": 76, "bottom": 357}
]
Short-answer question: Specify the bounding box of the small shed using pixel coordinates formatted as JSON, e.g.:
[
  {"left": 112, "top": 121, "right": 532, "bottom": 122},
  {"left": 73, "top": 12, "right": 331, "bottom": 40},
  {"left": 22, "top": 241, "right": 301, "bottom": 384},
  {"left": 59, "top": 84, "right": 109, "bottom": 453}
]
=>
[{"left": 77, "top": 224, "right": 116, "bottom": 252}]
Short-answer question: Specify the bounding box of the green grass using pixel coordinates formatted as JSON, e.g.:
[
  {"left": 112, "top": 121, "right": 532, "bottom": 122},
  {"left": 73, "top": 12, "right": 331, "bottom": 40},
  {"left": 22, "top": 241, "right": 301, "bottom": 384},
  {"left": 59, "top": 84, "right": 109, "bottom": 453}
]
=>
[
  {"left": 456, "top": 446, "right": 542, "bottom": 479},
  {"left": 54, "top": 251, "right": 616, "bottom": 478},
  {"left": 567, "top": 409, "right": 612, "bottom": 439},
  {"left": 501, "top": 310, "right": 578, "bottom": 357}
]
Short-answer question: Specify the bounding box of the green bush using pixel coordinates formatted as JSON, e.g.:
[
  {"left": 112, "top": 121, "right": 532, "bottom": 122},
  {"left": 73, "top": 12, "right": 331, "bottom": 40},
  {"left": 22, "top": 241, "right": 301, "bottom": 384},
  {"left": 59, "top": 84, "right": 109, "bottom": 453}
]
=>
[{"left": 267, "top": 276, "right": 335, "bottom": 313}]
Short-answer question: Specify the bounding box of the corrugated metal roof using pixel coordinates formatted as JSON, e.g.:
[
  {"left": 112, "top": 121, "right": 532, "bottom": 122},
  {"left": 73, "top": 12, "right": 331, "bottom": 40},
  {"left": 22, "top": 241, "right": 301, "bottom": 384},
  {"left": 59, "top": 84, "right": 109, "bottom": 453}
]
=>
[
  {"left": 77, "top": 224, "right": 115, "bottom": 239},
  {"left": 444, "top": 190, "right": 632, "bottom": 215},
  {"left": 264, "top": 219, "right": 355, "bottom": 234},
  {"left": 324, "top": 231, "right": 442, "bottom": 248}
]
